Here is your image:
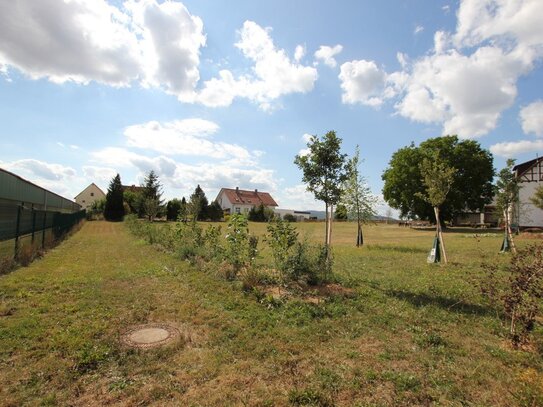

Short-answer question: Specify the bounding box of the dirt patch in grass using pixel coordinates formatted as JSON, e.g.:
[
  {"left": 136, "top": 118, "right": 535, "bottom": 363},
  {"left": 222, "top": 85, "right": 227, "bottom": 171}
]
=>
[{"left": 260, "top": 283, "right": 356, "bottom": 304}]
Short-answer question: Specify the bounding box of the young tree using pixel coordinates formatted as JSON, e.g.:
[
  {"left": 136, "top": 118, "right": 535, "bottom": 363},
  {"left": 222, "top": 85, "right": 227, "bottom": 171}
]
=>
[
  {"left": 141, "top": 170, "right": 163, "bottom": 221},
  {"left": 166, "top": 198, "right": 182, "bottom": 221},
  {"left": 207, "top": 200, "right": 224, "bottom": 221},
  {"left": 248, "top": 203, "right": 273, "bottom": 222},
  {"left": 334, "top": 204, "right": 348, "bottom": 220},
  {"left": 294, "top": 130, "right": 348, "bottom": 257},
  {"left": 123, "top": 189, "right": 143, "bottom": 215},
  {"left": 496, "top": 159, "right": 520, "bottom": 254},
  {"left": 189, "top": 185, "right": 209, "bottom": 221},
  {"left": 341, "top": 146, "right": 378, "bottom": 246},
  {"left": 530, "top": 185, "right": 543, "bottom": 210},
  {"left": 178, "top": 197, "right": 188, "bottom": 222},
  {"left": 104, "top": 174, "right": 125, "bottom": 221},
  {"left": 418, "top": 153, "right": 456, "bottom": 263},
  {"left": 382, "top": 136, "right": 494, "bottom": 222}
]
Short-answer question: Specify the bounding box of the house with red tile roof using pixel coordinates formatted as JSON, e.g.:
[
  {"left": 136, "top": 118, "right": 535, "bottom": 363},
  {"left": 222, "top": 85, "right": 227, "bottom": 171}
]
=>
[{"left": 216, "top": 187, "right": 278, "bottom": 215}]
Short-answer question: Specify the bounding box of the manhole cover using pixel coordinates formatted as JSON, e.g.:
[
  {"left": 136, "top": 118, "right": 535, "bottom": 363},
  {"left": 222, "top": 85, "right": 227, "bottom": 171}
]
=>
[{"left": 121, "top": 324, "right": 180, "bottom": 349}]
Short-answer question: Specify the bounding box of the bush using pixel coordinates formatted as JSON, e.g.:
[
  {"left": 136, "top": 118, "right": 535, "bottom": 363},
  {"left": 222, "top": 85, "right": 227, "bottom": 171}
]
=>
[
  {"left": 481, "top": 244, "right": 543, "bottom": 347},
  {"left": 283, "top": 213, "right": 297, "bottom": 222},
  {"left": 267, "top": 218, "right": 332, "bottom": 285},
  {"left": 224, "top": 214, "right": 253, "bottom": 278}
]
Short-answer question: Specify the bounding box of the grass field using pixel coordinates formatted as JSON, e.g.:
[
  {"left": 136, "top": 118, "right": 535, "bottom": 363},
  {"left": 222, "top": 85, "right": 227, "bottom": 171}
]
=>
[{"left": 0, "top": 220, "right": 542, "bottom": 406}]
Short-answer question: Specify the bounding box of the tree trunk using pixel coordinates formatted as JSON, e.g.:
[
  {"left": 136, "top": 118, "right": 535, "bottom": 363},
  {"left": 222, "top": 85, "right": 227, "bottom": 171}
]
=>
[
  {"left": 325, "top": 202, "right": 329, "bottom": 246},
  {"left": 434, "top": 206, "right": 448, "bottom": 264},
  {"left": 504, "top": 208, "right": 517, "bottom": 254},
  {"left": 328, "top": 204, "right": 334, "bottom": 247}
]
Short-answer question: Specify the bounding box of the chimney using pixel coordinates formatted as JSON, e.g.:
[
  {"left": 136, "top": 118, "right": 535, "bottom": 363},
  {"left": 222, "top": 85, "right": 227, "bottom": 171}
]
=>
[
  {"left": 236, "top": 187, "right": 239, "bottom": 193},
  {"left": 255, "top": 188, "right": 258, "bottom": 193}
]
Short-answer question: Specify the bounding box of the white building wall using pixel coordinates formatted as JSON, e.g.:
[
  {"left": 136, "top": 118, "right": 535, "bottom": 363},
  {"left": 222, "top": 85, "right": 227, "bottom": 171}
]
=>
[
  {"left": 519, "top": 181, "right": 543, "bottom": 227},
  {"left": 75, "top": 184, "right": 105, "bottom": 210}
]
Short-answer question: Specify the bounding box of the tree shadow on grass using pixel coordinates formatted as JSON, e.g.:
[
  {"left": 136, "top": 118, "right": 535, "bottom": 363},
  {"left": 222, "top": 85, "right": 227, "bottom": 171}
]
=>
[
  {"left": 385, "top": 289, "right": 495, "bottom": 317},
  {"left": 366, "top": 244, "right": 428, "bottom": 254}
]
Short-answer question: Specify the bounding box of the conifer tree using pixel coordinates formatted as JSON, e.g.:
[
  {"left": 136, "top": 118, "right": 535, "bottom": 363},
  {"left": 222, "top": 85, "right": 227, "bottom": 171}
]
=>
[{"left": 104, "top": 174, "right": 125, "bottom": 221}]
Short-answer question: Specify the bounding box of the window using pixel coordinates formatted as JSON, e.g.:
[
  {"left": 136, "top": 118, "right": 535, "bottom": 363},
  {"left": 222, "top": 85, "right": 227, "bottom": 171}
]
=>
[
  {"left": 90, "top": 192, "right": 94, "bottom": 196},
  {"left": 243, "top": 207, "right": 249, "bottom": 213},
  {"left": 235, "top": 207, "right": 241, "bottom": 214}
]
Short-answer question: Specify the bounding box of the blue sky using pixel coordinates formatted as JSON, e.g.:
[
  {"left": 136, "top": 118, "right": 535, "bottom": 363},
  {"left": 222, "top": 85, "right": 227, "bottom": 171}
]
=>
[{"left": 1, "top": 0, "right": 542, "bottom": 213}]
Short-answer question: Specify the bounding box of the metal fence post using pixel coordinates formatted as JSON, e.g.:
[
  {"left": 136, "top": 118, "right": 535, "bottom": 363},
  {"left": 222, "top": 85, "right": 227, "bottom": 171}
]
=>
[
  {"left": 14, "top": 205, "right": 21, "bottom": 258},
  {"left": 31, "top": 209, "right": 36, "bottom": 244},
  {"left": 42, "top": 211, "right": 47, "bottom": 249}
]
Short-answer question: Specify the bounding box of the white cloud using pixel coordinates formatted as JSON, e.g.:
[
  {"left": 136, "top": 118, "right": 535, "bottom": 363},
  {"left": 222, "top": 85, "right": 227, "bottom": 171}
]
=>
[
  {"left": 339, "top": 60, "right": 387, "bottom": 106},
  {"left": 314, "top": 45, "right": 343, "bottom": 68},
  {"left": 396, "top": 46, "right": 528, "bottom": 137},
  {"left": 520, "top": 101, "right": 543, "bottom": 136},
  {"left": 490, "top": 139, "right": 543, "bottom": 157},
  {"left": 414, "top": 25, "right": 424, "bottom": 35},
  {"left": 193, "top": 21, "right": 317, "bottom": 110},
  {"left": 454, "top": 0, "right": 543, "bottom": 50},
  {"left": 0, "top": 0, "right": 141, "bottom": 86},
  {"left": 276, "top": 184, "right": 321, "bottom": 210},
  {"left": 294, "top": 45, "right": 305, "bottom": 62},
  {"left": 126, "top": 0, "right": 205, "bottom": 101},
  {"left": 1, "top": 159, "right": 76, "bottom": 181},
  {"left": 340, "top": 0, "right": 543, "bottom": 138},
  {"left": 0, "top": 0, "right": 205, "bottom": 99},
  {"left": 82, "top": 166, "right": 117, "bottom": 185},
  {"left": 302, "top": 133, "right": 313, "bottom": 143}
]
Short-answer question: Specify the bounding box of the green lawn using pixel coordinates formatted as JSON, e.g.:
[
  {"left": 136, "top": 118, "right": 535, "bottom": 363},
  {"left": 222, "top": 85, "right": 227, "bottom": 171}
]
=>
[{"left": 0, "top": 220, "right": 542, "bottom": 406}]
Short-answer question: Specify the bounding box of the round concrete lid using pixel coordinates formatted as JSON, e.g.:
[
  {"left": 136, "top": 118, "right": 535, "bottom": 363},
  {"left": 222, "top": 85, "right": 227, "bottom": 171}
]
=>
[{"left": 121, "top": 324, "right": 180, "bottom": 349}]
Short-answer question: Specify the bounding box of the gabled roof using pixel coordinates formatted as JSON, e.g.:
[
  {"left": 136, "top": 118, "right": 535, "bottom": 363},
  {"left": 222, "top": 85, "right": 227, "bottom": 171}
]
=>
[
  {"left": 513, "top": 156, "right": 543, "bottom": 177},
  {"left": 218, "top": 188, "right": 278, "bottom": 207},
  {"left": 74, "top": 183, "right": 105, "bottom": 199}
]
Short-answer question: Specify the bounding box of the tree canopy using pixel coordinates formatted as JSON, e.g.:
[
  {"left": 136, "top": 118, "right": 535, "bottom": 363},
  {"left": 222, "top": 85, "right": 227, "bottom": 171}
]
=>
[
  {"left": 382, "top": 135, "right": 494, "bottom": 222},
  {"left": 294, "top": 130, "right": 348, "bottom": 248}
]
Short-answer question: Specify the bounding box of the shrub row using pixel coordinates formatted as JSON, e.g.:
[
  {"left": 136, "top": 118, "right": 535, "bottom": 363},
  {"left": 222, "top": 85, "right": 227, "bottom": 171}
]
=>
[{"left": 124, "top": 214, "right": 332, "bottom": 288}]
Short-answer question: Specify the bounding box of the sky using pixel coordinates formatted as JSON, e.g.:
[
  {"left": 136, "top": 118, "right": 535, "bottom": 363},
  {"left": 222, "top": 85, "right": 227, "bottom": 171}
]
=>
[{"left": 1, "top": 0, "right": 543, "bottom": 214}]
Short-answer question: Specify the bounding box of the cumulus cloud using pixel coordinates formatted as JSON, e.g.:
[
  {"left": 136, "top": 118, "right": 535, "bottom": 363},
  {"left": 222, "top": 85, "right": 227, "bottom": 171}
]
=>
[
  {"left": 520, "top": 101, "right": 543, "bottom": 136},
  {"left": 341, "top": 0, "right": 543, "bottom": 138},
  {"left": 339, "top": 60, "right": 387, "bottom": 106},
  {"left": 276, "top": 184, "right": 321, "bottom": 210},
  {"left": 301, "top": 133, "right": 313, "bottom": 143},
  {"left": 126, "top": 0, "right": 205, "bottom": 100},
  {"left": 0, "top": 0, "right": 205, "bottom": 99},
  {"left": 82, "top": 165, "right": 117, "bottom": 185},
  {"left": 490, "top": 140, "right": 543, "bottom": 157},
  {"left": 314, "top": 45, "right": 343, "bottom": 68},
  {"left": 194, "top": 21, "right": 318, "bottom": 110},
  {"left": 294, "top": 45, "right": 305, "bottom": 62},
  {"left": 1, "top": 159, "right": 76, "bottom": 181}
]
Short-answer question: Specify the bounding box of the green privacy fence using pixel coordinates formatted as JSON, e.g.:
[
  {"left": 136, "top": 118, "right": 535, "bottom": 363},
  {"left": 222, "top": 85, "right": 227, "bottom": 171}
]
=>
[
  {"left": 0, "top": 202, "right": 86, "bottom": 260},
  {"left": 0, "top": 168, "right": 85, "bottom": 263}
]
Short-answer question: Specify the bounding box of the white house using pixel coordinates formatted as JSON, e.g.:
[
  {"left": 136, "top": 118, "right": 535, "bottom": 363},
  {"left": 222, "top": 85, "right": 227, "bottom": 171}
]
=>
[
  {"left": 75, "top": 183, "right": 106, "bottom": 210},
  {"left": 216, "top": 187, "right": 278, "bottom": 215},
  {"left": 514, "top": 157, "right": 543, "bottom": 228},
  {"left": 274, "top": 208, "right": 312, "bottom": 221}
]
